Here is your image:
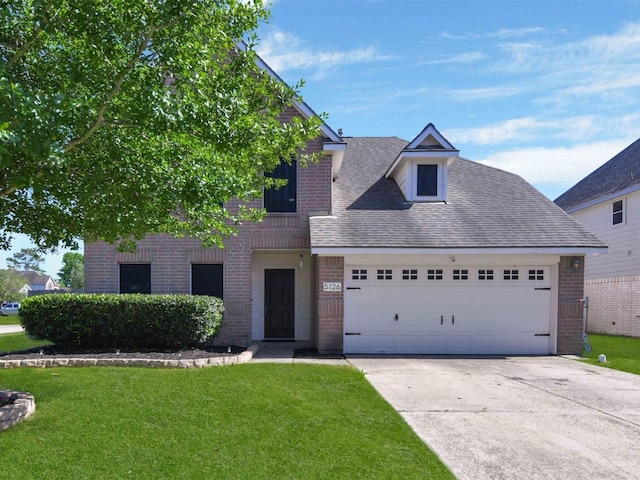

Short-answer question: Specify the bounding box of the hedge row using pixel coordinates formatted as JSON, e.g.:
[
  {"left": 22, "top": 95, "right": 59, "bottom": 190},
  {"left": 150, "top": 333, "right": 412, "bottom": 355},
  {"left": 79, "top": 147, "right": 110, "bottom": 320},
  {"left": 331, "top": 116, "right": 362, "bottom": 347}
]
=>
[{"left": 19, "top": 294, "right": 223, "bottom": 349}]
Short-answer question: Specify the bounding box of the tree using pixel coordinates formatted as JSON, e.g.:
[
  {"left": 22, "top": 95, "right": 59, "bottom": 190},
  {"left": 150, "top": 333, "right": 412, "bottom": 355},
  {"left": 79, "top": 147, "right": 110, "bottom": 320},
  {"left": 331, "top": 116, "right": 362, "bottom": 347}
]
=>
[
  {"left": 0, "top": 1, "right": 322, "bottom": 252},
  {"left": 0, "top": 268, "right": 27, "bottom": 301},
  {"left": 57, "top": 251, "right": 84, "bottom": 290},
  {"left": 6, "top": 247, "right": 44, "bottom": 272}
]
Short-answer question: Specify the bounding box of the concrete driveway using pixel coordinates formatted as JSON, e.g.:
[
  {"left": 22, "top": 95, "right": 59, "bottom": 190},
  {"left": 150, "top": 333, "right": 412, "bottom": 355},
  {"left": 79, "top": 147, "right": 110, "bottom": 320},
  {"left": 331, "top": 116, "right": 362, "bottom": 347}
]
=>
[{"left": 348, "top": 356, "right": 640, "bottom": 480}]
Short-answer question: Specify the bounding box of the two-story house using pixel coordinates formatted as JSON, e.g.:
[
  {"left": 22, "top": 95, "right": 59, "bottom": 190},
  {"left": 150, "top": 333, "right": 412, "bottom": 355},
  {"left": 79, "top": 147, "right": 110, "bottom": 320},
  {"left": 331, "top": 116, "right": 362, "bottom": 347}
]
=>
[
  {"left": 85, "top": 57, "right": 606, "bottom": 356},
  {"left": 555, "top": 138, "right": 640, "bottom": 338}
]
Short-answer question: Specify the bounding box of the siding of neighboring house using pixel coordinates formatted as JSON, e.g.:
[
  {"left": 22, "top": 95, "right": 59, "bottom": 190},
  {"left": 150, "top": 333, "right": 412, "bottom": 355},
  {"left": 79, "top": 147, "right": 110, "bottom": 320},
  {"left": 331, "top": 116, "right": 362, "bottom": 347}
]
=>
[
  {"left": 569, "top": 190, "right": 640, "bottom": 337},
  {"left": 85, "top": 114, "right": 333, "bottom": 346}
]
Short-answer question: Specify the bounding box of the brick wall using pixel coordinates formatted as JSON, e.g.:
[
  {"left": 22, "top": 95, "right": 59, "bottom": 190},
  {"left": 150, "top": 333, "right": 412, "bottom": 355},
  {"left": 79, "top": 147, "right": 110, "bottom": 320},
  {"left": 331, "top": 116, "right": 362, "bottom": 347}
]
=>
[
  {"left": 85, "top": 106, "right": 334, "bottom": 347},
  {"left": 585, "top": 275, "right": 640, "bottom": 337},
  {"left": 557, "top": 256, "right": 586, "bottom": 355},
  {"left": 316, "top": 256, "right": 344, "bottom": 353}
]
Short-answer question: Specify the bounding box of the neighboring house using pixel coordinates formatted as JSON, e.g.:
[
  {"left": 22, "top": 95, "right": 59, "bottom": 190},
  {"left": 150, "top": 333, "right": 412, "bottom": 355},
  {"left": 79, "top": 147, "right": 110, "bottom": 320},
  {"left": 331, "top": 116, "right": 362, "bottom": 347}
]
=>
[
  {"left": 555, "top": 138, "right": 640, "bottom": 338},
  {"left": 84, "top": 59, "right": 606, "bottom": 356},
  {"left": 17, "top": 271, "right": 58, "bottom": 294}
]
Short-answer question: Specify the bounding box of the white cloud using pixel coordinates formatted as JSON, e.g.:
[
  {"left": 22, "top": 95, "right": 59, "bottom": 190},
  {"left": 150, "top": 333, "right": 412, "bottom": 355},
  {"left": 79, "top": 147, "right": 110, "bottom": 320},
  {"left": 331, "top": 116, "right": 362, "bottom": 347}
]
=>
[
  {"left": 475, "top": 138, "right": 636, "bottom": 186},
  {"left": 424, "top": 51, "right": 486, "bottom": 65},
  {"left": 257, "top": 29, "right": 389, "bottom": 79}
]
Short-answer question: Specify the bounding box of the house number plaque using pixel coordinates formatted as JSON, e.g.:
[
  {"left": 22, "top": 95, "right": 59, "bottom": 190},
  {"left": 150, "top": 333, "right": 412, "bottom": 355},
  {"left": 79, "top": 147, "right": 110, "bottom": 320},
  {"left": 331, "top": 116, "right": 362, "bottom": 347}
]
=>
[{"left": 323, "top": 282, "right": 342, "bottom": 292}]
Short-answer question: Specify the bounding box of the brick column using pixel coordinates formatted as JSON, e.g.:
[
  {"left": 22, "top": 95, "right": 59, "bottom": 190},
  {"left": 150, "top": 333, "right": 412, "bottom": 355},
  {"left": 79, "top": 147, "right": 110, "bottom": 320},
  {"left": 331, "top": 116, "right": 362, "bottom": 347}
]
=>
[
  {"left": 316, "top": 256, "right": 344, "bottom": 353},
  {"left": 557, "top": 256, "right": 586, "bottom": 355}
]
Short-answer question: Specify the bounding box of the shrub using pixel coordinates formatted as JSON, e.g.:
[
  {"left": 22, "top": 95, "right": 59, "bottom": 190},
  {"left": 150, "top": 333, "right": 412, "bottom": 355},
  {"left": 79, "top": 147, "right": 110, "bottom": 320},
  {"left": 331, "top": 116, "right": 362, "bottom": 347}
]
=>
[{"left": 19, "top": 294, "right": 223, "bottom": 349}]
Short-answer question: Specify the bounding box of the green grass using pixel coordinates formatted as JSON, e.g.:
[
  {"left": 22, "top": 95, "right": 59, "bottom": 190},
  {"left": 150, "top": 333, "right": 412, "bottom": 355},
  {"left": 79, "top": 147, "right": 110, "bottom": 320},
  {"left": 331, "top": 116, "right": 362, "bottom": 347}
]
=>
[
  {"left": 582, "top": 333, "right": 640, "bottom": 375},
  {"left": 0, "top": 315, "right": 22, "bottom": 325},
  {"left": 0, "top": 364, "right": 453, "bottom": 479},
  {"left": 0, "top": 332, "right": 51, "bottom": 353}
]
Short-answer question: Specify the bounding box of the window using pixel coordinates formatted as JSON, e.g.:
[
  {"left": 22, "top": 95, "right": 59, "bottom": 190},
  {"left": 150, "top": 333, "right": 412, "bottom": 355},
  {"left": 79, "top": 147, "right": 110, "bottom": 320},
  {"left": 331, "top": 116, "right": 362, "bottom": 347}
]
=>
[
  {"left": 504, "top": 269, "right": 519, "bottom": 280},
  {"left": 478, "top": 269, "right": 494, "bottom": 280},
  {"left": 377, "top": 269, "right": 392, "bottom": 280},
  {"left": 352, "top": 269, "right": 368, "bottom": 280},
  {"left": 264, "top": 159, "right": 297, "bottom": 212},
  {"left": 192, "top": 264, "right": 224, "bottom": 298},
  {"left": 402, "top": 269, "right": 418, "bottom": 280},
  {"left": 427, "top": 269, "right": 443, "bottom": 280},
  {"left": 120, "top": 264, "right": 151, "bottom": 294},
  {"left": 613, "top": 199, "right": 624, "bottom": 225},
  {"left": 416, "top": 164, "right": 438, "bottom": 197},
  {"left": 528, "top": 269, "right": 544, "bottom": 281},
  {"left": 453, "top": 269, "right": 468, "bottom": 280}
]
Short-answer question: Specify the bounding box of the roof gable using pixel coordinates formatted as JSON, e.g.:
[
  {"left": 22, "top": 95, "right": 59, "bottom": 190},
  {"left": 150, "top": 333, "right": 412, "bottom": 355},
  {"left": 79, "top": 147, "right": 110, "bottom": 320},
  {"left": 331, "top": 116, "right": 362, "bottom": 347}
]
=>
[{"left": 555, "top": 137, "right": 640, "bottom": 212}]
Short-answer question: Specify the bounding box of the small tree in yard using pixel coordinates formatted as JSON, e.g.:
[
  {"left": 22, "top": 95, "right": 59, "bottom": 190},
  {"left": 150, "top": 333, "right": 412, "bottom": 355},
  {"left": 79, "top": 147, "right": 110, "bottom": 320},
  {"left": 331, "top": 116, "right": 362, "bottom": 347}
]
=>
[
  {"left": 0, "top": 0, "right": 322, "bottom": 252},
  {"left": 0, "top": 268, "right": 27, "bottom": 301}
]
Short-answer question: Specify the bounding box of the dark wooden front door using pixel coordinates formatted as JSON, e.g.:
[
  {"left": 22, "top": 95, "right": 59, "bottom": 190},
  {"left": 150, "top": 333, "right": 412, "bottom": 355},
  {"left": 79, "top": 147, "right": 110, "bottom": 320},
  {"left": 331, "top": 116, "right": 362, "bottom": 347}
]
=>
[{"left": 264, "top": 269, "right": 295, "bottom": 339}]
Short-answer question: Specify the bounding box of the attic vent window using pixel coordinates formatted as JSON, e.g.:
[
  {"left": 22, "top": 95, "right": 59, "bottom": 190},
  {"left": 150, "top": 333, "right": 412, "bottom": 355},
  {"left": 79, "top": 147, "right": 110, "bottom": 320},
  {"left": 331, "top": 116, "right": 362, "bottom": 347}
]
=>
[
  {"left": 416, "top": 165, "right": 438, "bottom": 197},
  {"left": 402, "top": 269, "right": 418, "bottom": 280},
  {"left": 427, "top": 269, "right": 443, "bottom": 280},
  {"left": 377, "top": 269, "right": 392, "bottom": 280},
  {"left": 612, "top": 199, "right": 624, "bottom": 225}
]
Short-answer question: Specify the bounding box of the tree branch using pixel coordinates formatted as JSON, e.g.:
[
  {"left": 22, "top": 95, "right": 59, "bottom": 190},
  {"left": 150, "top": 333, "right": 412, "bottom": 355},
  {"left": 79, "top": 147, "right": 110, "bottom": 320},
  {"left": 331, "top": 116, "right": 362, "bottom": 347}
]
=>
[{"left": 7, "top": 2, "right": 58, "bottom": 68}]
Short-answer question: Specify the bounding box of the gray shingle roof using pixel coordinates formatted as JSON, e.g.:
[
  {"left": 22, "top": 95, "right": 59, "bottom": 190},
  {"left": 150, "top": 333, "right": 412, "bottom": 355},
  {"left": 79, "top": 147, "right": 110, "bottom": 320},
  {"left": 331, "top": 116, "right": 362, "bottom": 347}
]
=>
[
  {"left": 554, "top": 138, "right": 640, "bottom": 212},
  {"left": 310, "top": 136, "right": 605, "bottom": 249}
]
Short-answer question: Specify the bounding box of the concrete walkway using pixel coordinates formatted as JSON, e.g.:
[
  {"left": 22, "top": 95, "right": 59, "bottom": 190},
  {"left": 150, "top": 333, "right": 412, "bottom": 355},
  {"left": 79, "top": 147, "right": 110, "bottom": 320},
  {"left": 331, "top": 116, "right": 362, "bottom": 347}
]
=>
[
  {"left": 0, "top": 324, "right": 24, "bottom": 335},
  {"left": 349, "top": 356, "right": 640, "bottom": 480},
  {"left": 250, "top": 342, "right": 350, "bottom": 366}
]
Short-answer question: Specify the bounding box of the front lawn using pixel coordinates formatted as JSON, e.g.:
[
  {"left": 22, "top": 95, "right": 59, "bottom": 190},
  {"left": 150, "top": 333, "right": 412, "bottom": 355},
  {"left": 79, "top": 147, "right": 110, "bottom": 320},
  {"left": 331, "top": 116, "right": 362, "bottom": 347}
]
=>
[
  {"left": 0, "top": 364, "right": 453, "bottom": 479},
  {"left": 0, "top": 332, "right": 51, "bottom": 353},
  {"left": 0, "top": 315, "right": 22, "bottom": 325},
  {"left": 582, "top": 333, "right": 640, "bottom": 375}
]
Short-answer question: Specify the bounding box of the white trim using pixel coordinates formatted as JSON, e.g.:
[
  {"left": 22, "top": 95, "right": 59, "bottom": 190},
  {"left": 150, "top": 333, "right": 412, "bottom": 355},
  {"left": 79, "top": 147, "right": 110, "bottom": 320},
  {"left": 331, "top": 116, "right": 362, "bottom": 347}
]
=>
[
  {"left": 411, "top": 161, "right": 447, "bottom": 201},
  {"left": 549, "top": 262, "right": 559, "bottom": 355},
  {"left": 312, "top": 247, "right": 608, "bottom": 255},
  {"left": 563, "top": 184, "right": 640, "bottom": 213}
]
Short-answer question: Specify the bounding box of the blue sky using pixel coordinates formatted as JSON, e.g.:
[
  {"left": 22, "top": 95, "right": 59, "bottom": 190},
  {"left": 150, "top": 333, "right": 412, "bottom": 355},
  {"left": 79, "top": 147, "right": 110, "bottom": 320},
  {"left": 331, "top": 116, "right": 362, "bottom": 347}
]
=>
[{"left": 5, "top": 0, "right": 640, "bottom": 277}]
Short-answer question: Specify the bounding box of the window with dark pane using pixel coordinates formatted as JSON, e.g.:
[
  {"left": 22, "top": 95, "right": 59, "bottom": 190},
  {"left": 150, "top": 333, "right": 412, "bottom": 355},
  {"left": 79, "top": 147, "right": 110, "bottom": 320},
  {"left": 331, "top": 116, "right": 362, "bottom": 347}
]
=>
[
  {"left": 453, "top": 269, "right": 468, "bottom": 280},
  {"left": 416, "top": 164, "right": 438, "bottom": 196},
  {"left": 192, "top": 264, "right": 224, "bottom": 298},
  {"left": 478, "top": 269, "right": 494, "bottom": 280},
  {"left": 352, "top": 269, "right": 368, "bottom": 280},
  {"left": 504, "top": 269, "right": 519, "bottom": 280},
  {"left": 427, "top": 269, "right": 443, "bottom": 280},
  {"left": 264, "top": 159, "right": 297, "bottom": 212},
  {"left": 119, "top": 264, "right": 151, "bottom": 294},
  {"left": 402, "top": 269, "right": 418, "bottom": 280},
  {"left": 612, "top": 200, "right": 624, "bottom": 225},
  {"left": 377, "top": 269, "right": 392, "bottom": 280},
  {"left": 528, "top": 269, "right": 544, "bottom": 281}
]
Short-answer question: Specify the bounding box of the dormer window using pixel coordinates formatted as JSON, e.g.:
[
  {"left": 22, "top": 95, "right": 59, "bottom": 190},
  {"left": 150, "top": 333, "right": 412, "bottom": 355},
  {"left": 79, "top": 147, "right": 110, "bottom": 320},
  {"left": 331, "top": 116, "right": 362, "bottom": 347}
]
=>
[{"left": 384, "top": 123, "right": 459, "bottom": 203}]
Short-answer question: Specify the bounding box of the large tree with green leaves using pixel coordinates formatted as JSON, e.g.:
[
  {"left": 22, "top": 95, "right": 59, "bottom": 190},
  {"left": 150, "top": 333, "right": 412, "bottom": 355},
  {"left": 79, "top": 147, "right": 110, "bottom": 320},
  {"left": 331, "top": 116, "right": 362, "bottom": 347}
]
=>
[
  {"left": 0, "top": 0, "right": 322, "bottom": 252},
  {"left": 57, "top": 251, "right": 84, "bottom": 289},
  {"left": 6, "top": 247, "right": 45, "bottom": 272},
  {"left": 0, "top": 268, "right": 28, "bottom": 300}
]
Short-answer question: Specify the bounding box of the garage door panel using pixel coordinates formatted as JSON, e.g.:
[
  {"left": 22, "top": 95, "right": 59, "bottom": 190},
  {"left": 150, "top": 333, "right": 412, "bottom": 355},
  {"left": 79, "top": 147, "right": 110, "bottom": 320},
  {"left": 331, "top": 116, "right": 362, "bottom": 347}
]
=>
[{"left": 344, "top": 264, "right": 553, "bottom": 355}]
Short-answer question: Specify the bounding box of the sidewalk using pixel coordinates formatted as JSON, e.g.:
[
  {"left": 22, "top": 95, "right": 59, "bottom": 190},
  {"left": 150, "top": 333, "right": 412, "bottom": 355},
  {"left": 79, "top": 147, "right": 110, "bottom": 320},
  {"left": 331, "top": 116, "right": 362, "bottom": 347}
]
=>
[{"left": 0, "top": 324, "right": 24, "bottom": 335}]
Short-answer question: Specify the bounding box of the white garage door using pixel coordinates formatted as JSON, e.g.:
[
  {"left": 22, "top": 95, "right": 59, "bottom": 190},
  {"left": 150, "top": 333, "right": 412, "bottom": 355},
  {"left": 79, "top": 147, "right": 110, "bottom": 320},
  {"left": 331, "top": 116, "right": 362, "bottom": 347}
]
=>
[{"left": 344, "top": 265, "right": 552, "bottom": 355}]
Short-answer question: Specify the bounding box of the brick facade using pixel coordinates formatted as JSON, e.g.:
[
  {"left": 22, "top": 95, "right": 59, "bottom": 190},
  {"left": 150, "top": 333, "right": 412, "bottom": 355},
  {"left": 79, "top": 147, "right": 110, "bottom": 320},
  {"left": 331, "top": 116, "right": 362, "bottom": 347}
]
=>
[
  {"left": 315, "top": 256, "right": 345, "bottom": 353},
  {"left": 557, "top": 256, "right": 586, "bottom": 355},
  {"left": 584, "top": 276, "right": 640, "bottom": 338}
]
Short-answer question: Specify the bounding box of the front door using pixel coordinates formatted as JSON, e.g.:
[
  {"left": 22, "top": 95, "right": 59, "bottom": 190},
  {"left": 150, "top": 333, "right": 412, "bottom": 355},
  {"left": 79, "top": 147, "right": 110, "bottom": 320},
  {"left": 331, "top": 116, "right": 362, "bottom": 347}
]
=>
[{"left": 264, "top": 269, "right": 295, "bottom": 339}]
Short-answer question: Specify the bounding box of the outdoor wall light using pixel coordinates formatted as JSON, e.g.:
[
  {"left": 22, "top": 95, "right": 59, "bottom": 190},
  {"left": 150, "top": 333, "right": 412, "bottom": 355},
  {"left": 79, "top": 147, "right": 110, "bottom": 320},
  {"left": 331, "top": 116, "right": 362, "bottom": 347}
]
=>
[
  {"left": 570, "top": 257, "right": 582, "bottom": 272},
  {"left": 299, "top": 254, "right": 304, "bottom": 268}
]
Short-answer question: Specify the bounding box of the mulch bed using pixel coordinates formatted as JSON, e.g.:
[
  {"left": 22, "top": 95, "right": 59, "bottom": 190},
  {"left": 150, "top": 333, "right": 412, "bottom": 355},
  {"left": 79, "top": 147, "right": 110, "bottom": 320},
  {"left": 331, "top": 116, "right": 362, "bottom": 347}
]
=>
[{"left": 0, "top": 344, "right": 246, "bottom": 361}]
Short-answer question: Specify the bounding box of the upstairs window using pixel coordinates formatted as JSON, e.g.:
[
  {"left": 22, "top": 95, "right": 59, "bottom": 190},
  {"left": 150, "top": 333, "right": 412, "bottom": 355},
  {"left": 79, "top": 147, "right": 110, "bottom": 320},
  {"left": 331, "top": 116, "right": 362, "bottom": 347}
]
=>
[
  {"left": 416, "top": 165, "right": 438, "bottom": 197},
  {"left": 612, "top": 199, "right": 624, "bottom": 225},
  {"left": 264, "top": 160, "right": 297, "bottom": 213}
]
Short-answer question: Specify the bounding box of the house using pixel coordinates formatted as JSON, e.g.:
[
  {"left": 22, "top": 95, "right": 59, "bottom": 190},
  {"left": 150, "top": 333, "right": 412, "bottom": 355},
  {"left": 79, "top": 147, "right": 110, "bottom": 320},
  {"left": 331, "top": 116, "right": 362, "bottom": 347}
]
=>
[
  {"left": 555, "top": 138, "right": 640, "bottom": 338},
  {"left": 84, "top": 61, "right": 606, "bottom": 356},
  {"left": 17, "top": 271, "right": 58, "bottom": 295}
]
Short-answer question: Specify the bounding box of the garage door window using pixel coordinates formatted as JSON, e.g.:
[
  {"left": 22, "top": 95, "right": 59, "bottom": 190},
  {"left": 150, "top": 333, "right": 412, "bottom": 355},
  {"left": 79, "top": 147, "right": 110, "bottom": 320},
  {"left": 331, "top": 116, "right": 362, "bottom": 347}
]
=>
[
  {"left": 504, "top": 269, "right": 519, "bottom": 280},
  {"left": 528, "top": 269, "right": 544, "bottom": 281},
  {"left": 377, "top": 269, "right": 392, "bottom": 280},
  {"left": 453, "top": 269, "right": 468, "bottom": 280},
  {"left": 478, "top": 269, "right": 494, "bottom": 280},
  {"left": 427, "top": 269, "right": 443, "bottom": 280},
  {"left": 352, "top": 269, "right": 368, "bottom": 280},
  {"left": 402, "top": 269, "right": 418, "bottom": 280}
]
